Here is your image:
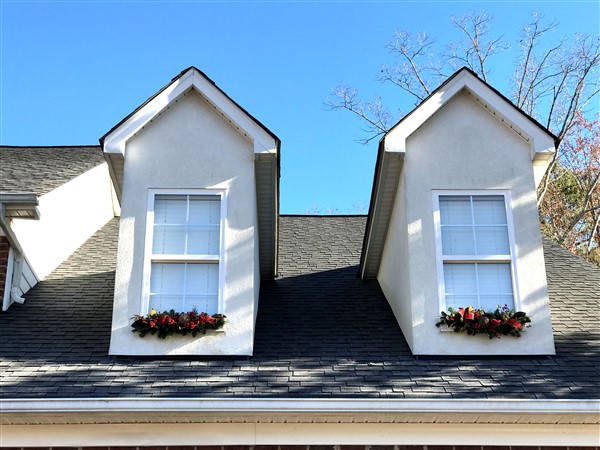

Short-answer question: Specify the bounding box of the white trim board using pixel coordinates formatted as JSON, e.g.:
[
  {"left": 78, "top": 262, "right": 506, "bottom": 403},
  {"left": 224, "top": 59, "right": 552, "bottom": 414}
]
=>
[
  {"left": 3, "top": 397, "right": 597, "bottom": 416},
  {"left": 103, "top": 68, "right": 278, "bottom": 156}
]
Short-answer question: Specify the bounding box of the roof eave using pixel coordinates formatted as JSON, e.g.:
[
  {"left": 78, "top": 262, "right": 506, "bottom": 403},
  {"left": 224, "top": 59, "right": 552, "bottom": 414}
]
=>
[
  {"left": 0, "top": 192, "right": 40, "bottom": 220},
  {"left": 3, "top": 397, "right": 598, "bottom": 424}
]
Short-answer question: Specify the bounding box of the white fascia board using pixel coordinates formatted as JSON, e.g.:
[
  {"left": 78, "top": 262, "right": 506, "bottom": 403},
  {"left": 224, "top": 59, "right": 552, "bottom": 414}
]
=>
[
  {"left": 103, "top": 71, "right": 192, "bottom": 155},
  {"left": 3, "top": 398, "right": 598, "bottom": 417},
  {"left": 103, "top": 69, "right": 277, "bottom": 156},
  {"left": 384, "top": 70, "right": 555, "bottom": 160}
]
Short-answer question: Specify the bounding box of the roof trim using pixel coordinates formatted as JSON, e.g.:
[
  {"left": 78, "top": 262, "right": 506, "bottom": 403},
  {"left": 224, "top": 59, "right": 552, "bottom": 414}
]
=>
[
  {"left": 384, "top": 67, "right": 557, "bottom": 159},
  {"left": 100, "top": 67, "right": 280, "bottom": 155},
  {"left": 2, "top": 397, "right": 598, "bottom": 422}
]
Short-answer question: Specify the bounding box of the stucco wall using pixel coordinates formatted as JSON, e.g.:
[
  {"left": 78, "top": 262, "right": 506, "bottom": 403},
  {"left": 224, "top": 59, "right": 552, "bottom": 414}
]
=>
[
  {"left": 378, "top": 168, "right": 413, "bottom": 347},
  {"left": 379, "top": 90, "right": 555, "bottom": 355},
  {"left": 109, "top": 90, "right": 259, "bottom": 356},
  {"left": 11, "top": 163, "right": 116, "bottom": 281}
]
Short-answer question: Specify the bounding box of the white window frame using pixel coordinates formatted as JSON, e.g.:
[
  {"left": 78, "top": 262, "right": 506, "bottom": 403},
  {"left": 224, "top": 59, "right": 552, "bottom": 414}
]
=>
[
  {"left": 141, "top": 188, "right": 227, "bottom": 315},
  {"left": 432, "top": 190, "right": 521, "bottom": 312}
]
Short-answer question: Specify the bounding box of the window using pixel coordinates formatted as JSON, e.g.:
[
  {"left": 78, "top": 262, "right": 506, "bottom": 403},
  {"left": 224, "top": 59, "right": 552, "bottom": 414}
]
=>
[
  {"left": 433, "top": 191, "right": 518, "bottom": 311},
  {"left": 142, "top": 190, "right": 225, "bottom": 315}
]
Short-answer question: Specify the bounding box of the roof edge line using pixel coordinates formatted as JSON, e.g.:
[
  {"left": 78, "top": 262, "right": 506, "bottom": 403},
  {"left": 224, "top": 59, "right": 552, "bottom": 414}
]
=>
[{"left": 2, "top": 398, "right": 598, "bottom": 414}]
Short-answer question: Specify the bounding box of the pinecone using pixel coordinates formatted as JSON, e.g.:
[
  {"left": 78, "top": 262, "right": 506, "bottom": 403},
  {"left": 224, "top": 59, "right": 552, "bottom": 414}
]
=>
[
  {"left": 178, "top": 313, "right": 191, "bottom": 324},
  {"left": 478, "top": 316, "right": 490, "bottom": 327}
]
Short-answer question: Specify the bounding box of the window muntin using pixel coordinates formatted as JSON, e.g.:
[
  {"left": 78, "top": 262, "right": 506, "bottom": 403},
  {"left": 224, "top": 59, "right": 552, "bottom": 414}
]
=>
[
  {"left": 434, "top": 192, "right": 517, "bottom": 311},
  {"left": 143, "top": 191, "right": 225, "bottom": 315}
]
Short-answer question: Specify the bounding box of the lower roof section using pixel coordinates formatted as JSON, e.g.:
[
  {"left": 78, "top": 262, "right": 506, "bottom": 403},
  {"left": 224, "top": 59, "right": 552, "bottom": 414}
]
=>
[{"left": 0, "top": 216, "right": 599, "bottom": 400}]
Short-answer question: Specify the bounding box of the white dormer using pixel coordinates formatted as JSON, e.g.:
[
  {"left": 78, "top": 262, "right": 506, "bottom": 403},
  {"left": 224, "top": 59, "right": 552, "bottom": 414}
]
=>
[
  {"left": 102, "top": 68, "right": 280, "bottom": 356},
  {"left": 361, "top": 67, "right": 557, "bottom": 355}
]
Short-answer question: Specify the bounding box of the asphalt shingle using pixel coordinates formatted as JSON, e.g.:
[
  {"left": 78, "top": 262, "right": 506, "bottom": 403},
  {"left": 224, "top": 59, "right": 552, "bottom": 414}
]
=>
[
  {"left": 0, "top": 146, "right": 105, "bottom": 195},
  {"left": 0, "top": 215, "right": 598, "bottom": 399}
]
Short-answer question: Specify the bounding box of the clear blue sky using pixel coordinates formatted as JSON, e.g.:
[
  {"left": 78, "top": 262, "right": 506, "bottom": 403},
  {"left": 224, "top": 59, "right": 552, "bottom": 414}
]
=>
[{"left": 1, "top": 0, "right": 598, "bottom": 213}]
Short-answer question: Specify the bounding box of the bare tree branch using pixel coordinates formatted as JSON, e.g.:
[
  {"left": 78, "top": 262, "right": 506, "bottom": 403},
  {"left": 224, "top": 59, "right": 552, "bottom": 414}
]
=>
[
  {"left": 379, "top": 31, "right": 435, "bottom": 102},
  {"left": 449, "top": 11, "right": 508, "bottom": 80},
  {"left": 324, "top": 85, "right": 393, "bottom": 143}
]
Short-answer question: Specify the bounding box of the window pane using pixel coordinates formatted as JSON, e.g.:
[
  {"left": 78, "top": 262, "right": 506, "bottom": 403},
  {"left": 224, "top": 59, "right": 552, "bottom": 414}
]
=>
[
  {"left": 154, "top": 195, "right": 187, "bottom": 224},
  {"left": 445, "top": 294, "right": 478, "bottom": 310},
  {"left": 441, "top": 226, "right": 475, "bottom": 255},
  {"left": 189, "top": 196, "right": 220, "bottom": 225},
  {"left": 151, "top": 263, "right": 184, "bottom": 294},
  {"left": 443, "top": 263, "right": 514, "bottom": 310},
  {"left": 149, "top": 294, "right": 184, "bottom": 313},
  {"left": 186, "top": 264, "right": 219, "bottom": 295},
  {"left": 475, "top": 226, "right": 510, "bottom": 255},
  {"left": 479, "top": 295, "right": 514, "bottom": 310},
  {"left": 150, "top": 263, "right": 219, "bottom": 313},
  {"left": 473, "top": 196, "right": 507, "bottom": 224},
  {"left": 478, "top": 264, "right": 513, "bottom": 294},
  {"left": 187, "top": 226, "right": 220, "bottom": 255},
  {"left": 440, "top": 196, "right": 472, "bottom": 225},
  {"left": 443, "top": 264, "right": 477, "bottom": 294},
  {"left": 184, "top": 295, "right": 219, "bottom": 315},
  {"left": 153, "top": 225, "right": 186, "bottom": 254}
]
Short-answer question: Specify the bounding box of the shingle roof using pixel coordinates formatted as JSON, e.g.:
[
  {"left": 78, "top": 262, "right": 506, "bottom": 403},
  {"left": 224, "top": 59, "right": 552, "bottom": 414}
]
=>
[
  {"left": 0, "top": 146, "right": 105, "bottom": 196},
  {"left": 0, "top": 216, "right": 598, "bottom": 399}
]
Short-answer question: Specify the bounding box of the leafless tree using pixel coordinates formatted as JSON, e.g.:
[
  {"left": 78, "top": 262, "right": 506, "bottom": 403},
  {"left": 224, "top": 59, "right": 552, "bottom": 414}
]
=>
[{"left": 326, "top": 10, "right": 600, "bottom": 262}]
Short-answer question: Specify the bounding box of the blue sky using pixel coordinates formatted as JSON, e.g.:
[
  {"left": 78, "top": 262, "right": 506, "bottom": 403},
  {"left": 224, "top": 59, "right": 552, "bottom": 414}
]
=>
[{"left": 1, "top": 0, "right": 598, "bottom": 213}]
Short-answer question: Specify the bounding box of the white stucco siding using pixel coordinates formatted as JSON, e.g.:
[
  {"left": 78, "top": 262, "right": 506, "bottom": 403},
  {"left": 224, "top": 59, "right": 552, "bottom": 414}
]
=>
[
  {"left": 253, "top": 203, "right": 260, "bottom": 324},
  {"left": 380, "top": 90, "right": 554, "bottom": 355},
  {"left": 378, "top": 168, "right": 414, "bottom": 349},
  {"left": 109, "top": 90, "right": 259, "bottom": 356},
  {"left": 11, "top": 163, "right": 116, "bottom": 281}
]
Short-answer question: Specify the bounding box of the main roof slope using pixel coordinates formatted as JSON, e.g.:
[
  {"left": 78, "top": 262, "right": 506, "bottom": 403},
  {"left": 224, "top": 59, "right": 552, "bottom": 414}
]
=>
[
  {"left": 0, "top": 146, "right": 105, "bottom": 196},
  {"left": 0, "top": 216, "right": 598, "bottom": 399}
]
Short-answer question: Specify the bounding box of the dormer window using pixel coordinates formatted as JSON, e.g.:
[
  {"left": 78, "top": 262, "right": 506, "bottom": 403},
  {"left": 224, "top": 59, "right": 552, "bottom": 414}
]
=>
[
  {"left": 360, "top": 68, "right": 556, "bottom": 355},
  {"left": 433, "top": 191, "right": 518, "bottom": 312},
  {"left": 101, "top": 67, "right": 279, "bottom": 356},
  {"left": 142, "top": 189, "right": 226, "bottom": 315}
]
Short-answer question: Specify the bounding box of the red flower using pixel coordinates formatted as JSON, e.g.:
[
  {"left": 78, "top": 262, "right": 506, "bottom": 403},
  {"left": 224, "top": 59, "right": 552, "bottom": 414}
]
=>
[
  {"left": 464, "top": 311, "right": 475, "bottom": 321},
  {"left": 157, "top": 316, "right": 169, "bottom": 325},
  {"left": 507, "top": 318, "right": 522, "bottom": 330},
  {"left": 457, "top": 308, "right": 465, "bottom": 317},
  {"left": 490, "top": 319, "right": 501, "bottom": 327}
]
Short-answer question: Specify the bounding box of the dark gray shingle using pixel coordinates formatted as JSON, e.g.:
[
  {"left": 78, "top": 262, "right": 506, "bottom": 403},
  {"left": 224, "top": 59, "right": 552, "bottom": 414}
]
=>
[
  {"left": 0, "top": 146, "right": 105, "bottom": 195},
  {"left": 0, "top": 216, "right": 598, "bottom": 399}
]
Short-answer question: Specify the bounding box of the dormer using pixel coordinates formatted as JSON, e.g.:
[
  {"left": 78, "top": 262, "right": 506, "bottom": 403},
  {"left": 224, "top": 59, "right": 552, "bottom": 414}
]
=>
[
  {"left": 360, "top": 67, "right": 557, "bottom": 355},
  {"left": 102, "top": 68, "right": 280, "bottom": 356}
]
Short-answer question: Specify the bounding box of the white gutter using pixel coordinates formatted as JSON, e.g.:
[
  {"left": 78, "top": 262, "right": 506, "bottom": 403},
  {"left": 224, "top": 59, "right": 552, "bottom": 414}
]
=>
[{"left": 2, "top": 397, "right": 598, "bottom": 415}]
